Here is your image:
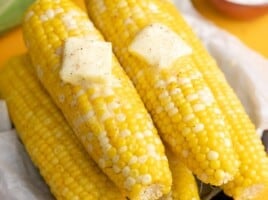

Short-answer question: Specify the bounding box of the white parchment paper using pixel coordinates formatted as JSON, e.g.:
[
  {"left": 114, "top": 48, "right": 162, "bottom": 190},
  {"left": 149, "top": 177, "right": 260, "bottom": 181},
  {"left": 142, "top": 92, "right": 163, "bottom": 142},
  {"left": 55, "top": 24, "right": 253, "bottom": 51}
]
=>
[{"left": 0, "top": 129, "right": 53, "bottom": 200}]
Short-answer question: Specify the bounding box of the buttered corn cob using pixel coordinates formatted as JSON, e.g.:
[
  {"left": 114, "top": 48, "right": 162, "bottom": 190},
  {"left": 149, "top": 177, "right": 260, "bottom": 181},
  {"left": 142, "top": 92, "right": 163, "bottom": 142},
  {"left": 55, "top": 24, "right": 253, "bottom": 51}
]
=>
[
  {"left": 0, "top": 55, "right": 125, "bottom": 200},
  {"left": 85, "top": 0, "right": 239, "bottom": 186},
  {"left": 22, "top": 0, "right": 172, "bottom": 199},
  {"left": 85, "top": 0, "right": 268, "bottom": 198},
  {"left": 156, "top": 1, "right": 268, "bottom": 199}
]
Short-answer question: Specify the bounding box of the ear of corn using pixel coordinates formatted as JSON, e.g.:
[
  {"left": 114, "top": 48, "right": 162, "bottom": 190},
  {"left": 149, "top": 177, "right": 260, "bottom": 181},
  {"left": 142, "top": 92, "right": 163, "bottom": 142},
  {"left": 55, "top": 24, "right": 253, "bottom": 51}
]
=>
[
  {"left": 85, "top": 0, "right": 239, "bottom": 186},
  {"left": 22, "top": 0, "right": 172, "bottom": 199},
  {"left": 161, "top": 149, "right": 200, "bottom": 200},
  {"left": 85, "top": 0, "right": 268, "bottom": 198},
  {"left": 217, "top": 69, "right": 268, "bottom": 198},
  {"left": 154, "top": 2, "right": 268, "bottom": 199},
  {"left": 0, "top": 55, "right": 125, "bottom": 200}
]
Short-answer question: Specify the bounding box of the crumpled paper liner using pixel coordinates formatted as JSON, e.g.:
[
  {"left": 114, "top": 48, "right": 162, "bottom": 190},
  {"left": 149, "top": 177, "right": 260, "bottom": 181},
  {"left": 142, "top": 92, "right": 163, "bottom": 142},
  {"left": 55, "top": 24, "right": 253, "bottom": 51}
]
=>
[{"left": 0, "top": 129, "right": 53, "bottom": 200}]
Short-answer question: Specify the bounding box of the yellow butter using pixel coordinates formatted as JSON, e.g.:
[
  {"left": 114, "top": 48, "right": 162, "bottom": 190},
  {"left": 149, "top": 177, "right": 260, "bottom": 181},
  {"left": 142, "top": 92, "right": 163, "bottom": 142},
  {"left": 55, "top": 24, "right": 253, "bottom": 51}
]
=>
[
  {"left": 60, "top": 36, "right": 112, "bottom": 86},
  {"left": 129, "top": 23, "right": 192, "bottom": 69}
]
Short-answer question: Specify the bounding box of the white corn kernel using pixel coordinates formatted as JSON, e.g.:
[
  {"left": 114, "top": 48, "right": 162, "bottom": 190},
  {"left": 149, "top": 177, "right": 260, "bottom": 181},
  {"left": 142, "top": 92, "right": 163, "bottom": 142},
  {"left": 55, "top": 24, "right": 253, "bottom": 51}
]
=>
[
  {"left": 148, "top": 3, "right": 158, "bottom": 12},
  {"left": 129, "top": 156, "right": 138, "bottom": 165},
  {"left": 193, "top": 123, "right": 204, "bottom": 133},
  {"left": 170, "top": 88, "right": 181, "bottom": 95},
  {"left": 138, "top": 155, "right": 148, "bottom": 163},
  {"left": 119, "top": 146, "right": 128, "bottom": 153},
  {"left": 155, "top": 80, "right": 166, "bottom": 88},
  {"left": 108, "top": 101, "right": 120, "bottom": 110},
  {"left": 167, "top": 76, "right": 177, "bottom": 84},
  {"left": 122, "top": 166, "right": 131, "bottom": 177},
  {"left": 165, "top": 102, "right": 175, "bottom": 111},
  {"left": 168, "top": 108, "right": 178, "bottom": 116},
  {"left": 187, "top": 94, "right": 198, "bottom": 101},
  {"left": 103, "top": 88, "right": 114, "bottom": 96},
  {"left": 124, "top": 18, "right": 133, "bottom": 25},
  {"left": 183, "top": 114, "right": 195, "bottom": 122},
  {"left": 144, "top": 130, "right": 153, "bottom": 136},
  {"left": 224, "top": 139, "right": 232, "bottom": 147},
  {"left": 159, "top": 91, "right": 169, "bottom": 99},
  {"left": 141, "top": 174, "right": 152, "bottom": 184},
  {"left": 117, "top": 113, "right": 126, "bottom": 122},
  {"left": 136, "top": 132, "right": 144, "bottom": 139},
  {"left": 124, "top": 177, "right": 136, "bottom": 190},
  {"left": 120, "top": 129, "right": 131, "bottom": 137},
  {"left": 179, "top": 78, "right": 191, "bottom": 85},
  {"left": 207, "top": 151, "right": 219, "bottom": 161},
  {"left": 214, "top": 108, "right": 221, "bottom": 114},
  {"left": 193, "top": 104, "right": 205, "bottom": 112}
]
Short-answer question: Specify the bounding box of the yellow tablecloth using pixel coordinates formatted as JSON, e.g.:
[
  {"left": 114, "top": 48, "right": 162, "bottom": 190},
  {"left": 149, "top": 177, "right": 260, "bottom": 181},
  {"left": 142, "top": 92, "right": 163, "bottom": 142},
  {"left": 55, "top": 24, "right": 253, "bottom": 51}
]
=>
[{"left": 0, "top": 0, "right": 267, "bottom": 199}]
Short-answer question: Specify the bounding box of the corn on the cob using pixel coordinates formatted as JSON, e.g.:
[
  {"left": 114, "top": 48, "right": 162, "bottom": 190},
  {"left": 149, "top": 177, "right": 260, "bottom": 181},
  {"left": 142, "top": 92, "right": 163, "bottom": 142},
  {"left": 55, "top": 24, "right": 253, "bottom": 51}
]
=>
[
  {"left": 161, "top": 149, "right": 200, "bottom": 200},
  {"left": 22, "top": 0, "right": 172, "bottom": 199},
  {"left": 154, "top": 1, "right": 268, "bottom": 199},
  {"left": 85, "top": 0, "right": 268, "bottom": 198},
  {"left": 85, "top": 0, "right": 239, "bottom": 186},
  {"left": 217, "top": 71, "right": 268, "bottom": 199},
  {"left": 0, "top": 55, "right": 125, "bottom": 200}
]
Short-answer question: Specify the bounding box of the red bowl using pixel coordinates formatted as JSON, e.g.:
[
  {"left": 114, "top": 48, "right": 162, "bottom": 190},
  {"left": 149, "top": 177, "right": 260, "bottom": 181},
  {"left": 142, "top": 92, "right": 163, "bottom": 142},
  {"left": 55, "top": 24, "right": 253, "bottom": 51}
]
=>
[{"left": 208, "top": 0, "right": 268, "bottom": 20}]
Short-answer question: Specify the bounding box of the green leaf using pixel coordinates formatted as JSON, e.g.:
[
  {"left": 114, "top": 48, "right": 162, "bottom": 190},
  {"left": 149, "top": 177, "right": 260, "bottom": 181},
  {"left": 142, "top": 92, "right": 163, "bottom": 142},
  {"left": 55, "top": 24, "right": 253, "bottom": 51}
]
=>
[{"left": 0, "top": 0, "right": 35, "bottom": 34}]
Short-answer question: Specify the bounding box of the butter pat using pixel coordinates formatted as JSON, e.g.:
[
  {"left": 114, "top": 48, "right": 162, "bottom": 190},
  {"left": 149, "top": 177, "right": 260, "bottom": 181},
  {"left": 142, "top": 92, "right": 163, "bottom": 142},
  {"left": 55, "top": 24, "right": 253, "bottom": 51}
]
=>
[
  {"left": 129, "top": 23, "right": 192, "bottom": 69},
  {"left": 60, "top": 36, "right": 112, "bottom": 86}
]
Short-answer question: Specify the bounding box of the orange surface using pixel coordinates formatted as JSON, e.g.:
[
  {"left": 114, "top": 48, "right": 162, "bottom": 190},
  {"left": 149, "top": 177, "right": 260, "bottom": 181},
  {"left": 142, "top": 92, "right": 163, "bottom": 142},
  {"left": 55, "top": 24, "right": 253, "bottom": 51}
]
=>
[
  {"left": 193, "top": 0, "right": 268, "bottom": 58},
  {"left": 0, "top": 0, "right": 268, "bottom": 199},
  {"left": 0, "top": 27, "right": 26, "bottom": 67}
]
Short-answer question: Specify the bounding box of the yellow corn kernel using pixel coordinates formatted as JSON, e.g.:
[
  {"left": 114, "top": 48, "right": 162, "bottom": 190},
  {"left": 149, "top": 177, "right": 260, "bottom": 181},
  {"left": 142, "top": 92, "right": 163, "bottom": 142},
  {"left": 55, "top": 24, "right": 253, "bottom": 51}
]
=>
[
  {"left": 161, "top": 149, "right": 200, "bottom": 200},
  {"left": 22, "top": 0, "right": 172, "bottom": 199},
  {"left": 85, "top": 0, "right": 239, "bottom": 186},
  {"left": 0, "top": 55, "right": 125, "bottom": 200}
]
